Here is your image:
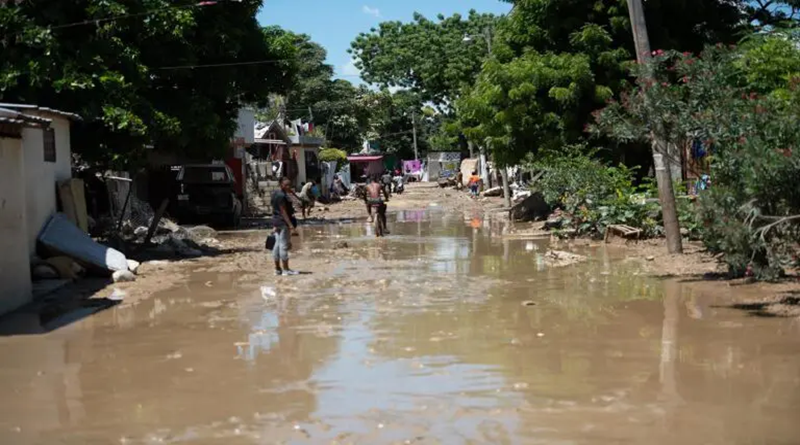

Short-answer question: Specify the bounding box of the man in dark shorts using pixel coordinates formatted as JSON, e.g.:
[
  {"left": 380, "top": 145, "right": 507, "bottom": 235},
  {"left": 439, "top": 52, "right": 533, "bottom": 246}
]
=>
[
  {"left": 365, "top": 176, "right": 388, "bottom": 233},
  {"left": 381, "top": 170, "right": 393, "bottom": 198},
  {"left": 271, "top": 177, "right": 298, "bottom": 276}
]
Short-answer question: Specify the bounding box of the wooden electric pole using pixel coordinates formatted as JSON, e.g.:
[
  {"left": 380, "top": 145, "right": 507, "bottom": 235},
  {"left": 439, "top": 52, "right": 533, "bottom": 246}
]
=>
[
  {"left": 412, "top": 110, "right": 419, "bottom": 161},
  {"left": 627, "top": 0, "right": 683, "bottom": 254}
]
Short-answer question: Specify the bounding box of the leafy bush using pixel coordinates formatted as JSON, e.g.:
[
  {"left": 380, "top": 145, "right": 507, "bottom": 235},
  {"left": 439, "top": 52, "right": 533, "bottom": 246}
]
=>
[
  {"left": 592, "top": 43, "right": 800, "bottom": 279},
  {"left": 532, "top": 147, "right": 662, "bottom": 238},
  {"left": 319, "top": 148, "right": 348, "bottom": 171}
]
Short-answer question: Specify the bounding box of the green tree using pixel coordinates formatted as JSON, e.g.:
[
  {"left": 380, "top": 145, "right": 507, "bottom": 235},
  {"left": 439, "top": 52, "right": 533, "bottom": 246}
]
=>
[
  {"left": 350, "top": 10, "right": 499, "bottom": 107},
  {"left": 592, "top": 45, "right": 800, "bottom": 279},
  {"left": 0, "top": 0, "right": 294, "bottom": 167},
  {"left": 260, "top": 28, "right": 371, "bottom": 151},
  {"left": 458, "top": 52, "right": 597, "bottom": 165},
  {"left": 365, "top": 89, "right": 440, "bottom": 159}
]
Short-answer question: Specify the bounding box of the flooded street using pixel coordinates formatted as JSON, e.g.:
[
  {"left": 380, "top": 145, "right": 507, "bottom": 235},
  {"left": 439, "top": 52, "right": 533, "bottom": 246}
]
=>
[{"left": 1, "top": 210, "right": 799, "bottom": 444}]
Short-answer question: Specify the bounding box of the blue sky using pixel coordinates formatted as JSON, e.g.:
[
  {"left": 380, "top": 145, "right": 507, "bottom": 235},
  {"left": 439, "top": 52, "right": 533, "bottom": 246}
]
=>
[{"left": 257, "top": 0, "right": 512, "bottom": 83}]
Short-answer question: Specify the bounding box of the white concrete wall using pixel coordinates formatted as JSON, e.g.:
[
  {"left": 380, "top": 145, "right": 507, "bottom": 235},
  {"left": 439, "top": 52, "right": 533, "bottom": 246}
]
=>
[
  {"left": 0, "top": 137, "right": 33, "bottom": 315},
  {"left": 22, "top": 127, "right": 54, "bottom": 253},
  {"left": 50, "top": 116, "right": 72, "bottom": 182},
  {"left": 296, "top": 147, "right": 307, "bottom": 188},
  {"left": 235, "top": 108, "right": 255, "bottom": 145},
  {"left": 21, "top": 116, "right": 72, "bottom": 253}
]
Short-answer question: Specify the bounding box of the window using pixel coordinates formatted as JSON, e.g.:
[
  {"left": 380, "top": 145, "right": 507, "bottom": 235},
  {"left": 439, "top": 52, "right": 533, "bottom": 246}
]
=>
[{"left": 43, "top": 128, "right": 56, "bottom": 163}]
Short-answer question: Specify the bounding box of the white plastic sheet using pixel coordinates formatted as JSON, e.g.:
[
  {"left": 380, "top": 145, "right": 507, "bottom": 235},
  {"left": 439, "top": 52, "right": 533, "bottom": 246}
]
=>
[{"left": 38, "top": 213, "right": 129, "bottom": 274}]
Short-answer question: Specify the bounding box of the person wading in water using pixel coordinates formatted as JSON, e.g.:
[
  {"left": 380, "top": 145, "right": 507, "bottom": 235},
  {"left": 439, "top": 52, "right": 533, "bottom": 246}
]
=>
[
  {"left": 365, "top": 175, "right": 389, "bottom": 234},
  {"left": 271, "top": 177, "right": 298, "bottom": 276}
]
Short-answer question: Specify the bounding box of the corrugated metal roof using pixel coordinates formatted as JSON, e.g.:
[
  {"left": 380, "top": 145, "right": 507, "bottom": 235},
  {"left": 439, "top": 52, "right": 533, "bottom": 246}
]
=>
[
  {"left": 0, "top": 107, "right": 52, "bottom": 127},
  {"left": 254, "top": 138, "right": 287, "bottom": 145},
  {"left": 347, "top": 155, "right": 384, "bottom": 162},
  {"left": 0, "top": 103, "right": 82, "bottom": 121}
]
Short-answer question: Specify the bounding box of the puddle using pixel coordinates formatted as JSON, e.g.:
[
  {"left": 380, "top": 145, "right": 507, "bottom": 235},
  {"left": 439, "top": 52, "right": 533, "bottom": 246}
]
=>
[{"left": 0, "top": 212, "right": 799, "bottom": 444}]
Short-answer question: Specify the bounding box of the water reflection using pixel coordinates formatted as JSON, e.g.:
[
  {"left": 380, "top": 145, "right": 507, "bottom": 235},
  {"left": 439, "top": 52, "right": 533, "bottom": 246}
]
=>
[{"left": 0, "top": 211, "right": 798, "bottom": 444}]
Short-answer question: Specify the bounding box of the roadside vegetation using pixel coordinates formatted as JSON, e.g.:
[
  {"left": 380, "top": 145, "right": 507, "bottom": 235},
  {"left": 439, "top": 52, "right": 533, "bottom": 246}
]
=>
[{"left": 3, "top": 0, "right": 800, "bottom": 279}]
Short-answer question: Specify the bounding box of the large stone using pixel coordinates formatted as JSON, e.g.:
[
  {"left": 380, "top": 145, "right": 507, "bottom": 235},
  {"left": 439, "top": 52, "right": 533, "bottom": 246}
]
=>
[
  {"left": 127, "top": 260, "right": 141, "bottom": 274},
  {"left": 112, "top": 270, "right": 136, "bottom": 283},
  {"left": 483, "top": 186, "right": 503, "bottom": 197},
  {"left": 187, "top": 225, "right": 217, "bottom": 240},
  {"left": 509, "top": 192, "right": 550, "bottom": 222}
]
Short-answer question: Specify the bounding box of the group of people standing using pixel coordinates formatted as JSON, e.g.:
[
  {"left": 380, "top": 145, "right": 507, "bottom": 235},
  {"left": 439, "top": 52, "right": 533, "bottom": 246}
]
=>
[{"left": 268, "top": 167, "right": 480, "bottom": 276}]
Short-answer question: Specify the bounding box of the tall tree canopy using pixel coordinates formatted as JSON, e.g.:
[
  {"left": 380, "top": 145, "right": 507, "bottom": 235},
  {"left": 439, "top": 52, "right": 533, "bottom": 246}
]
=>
[
  {"left": 457, "top": 0, "right": 749, "bottom": 166},
  {"left": 259, "top": 28, "right": 372, "bottom": 151},
  {"left": 0, "top": 0, "right": 294, "bottom": 166},
  {"left": 350, "top": 10, "right": 499, "bottom": 107}
]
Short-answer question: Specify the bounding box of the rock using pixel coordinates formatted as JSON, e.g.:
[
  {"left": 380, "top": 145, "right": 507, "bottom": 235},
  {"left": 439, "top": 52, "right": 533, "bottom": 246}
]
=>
[
  {"left": 544, "top": 217, "right": 564, "bottom": 230},
  {"left": 513, "top": 190, "right": 532, "bottom": 202},
  {"left": 645, "top": 256, "right": 656, "bottom": 261},
  {"left": 334, "top": 241, "right": 350, "bottom": 249},
  {"left": 187, "top": 225, "right": 216, "bottom": 240},
  {"left": 680, "top": 227, "right": 689, "bottom": 236},
  {"left": 483, "top": 186, "right": 503, "bottom": 197},
  {"left": 509, "top": 192, "right": 550, "bottom": 222},
  {"left": 543, "top": 250, "right": 587, "bottom": 268},
  {"left": 108, "top": 288, "right": 127, "bottom": 301},
  {"left": 127, "top": 260, "right": 141, "bottom": 274},
  {"left": 112, "top": 270, "right": 136, "bottom": 283},
  {"left": 521, "top": 300, "right": 536, "bottom": 307}
]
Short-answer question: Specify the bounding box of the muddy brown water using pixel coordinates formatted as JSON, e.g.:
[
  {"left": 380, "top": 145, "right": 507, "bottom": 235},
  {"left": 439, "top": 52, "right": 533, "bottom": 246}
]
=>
[{"left": 1, "top": 210, "right": 799, "bottom": 444}]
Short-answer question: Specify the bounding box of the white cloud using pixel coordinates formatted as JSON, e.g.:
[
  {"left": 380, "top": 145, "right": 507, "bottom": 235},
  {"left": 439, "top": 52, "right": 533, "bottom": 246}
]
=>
[
  {"left": 362, "top": 5, "right": 381, "bottom": 18},
  {"left": 340, "top": 59, "right": 361, "bottom": 77}
]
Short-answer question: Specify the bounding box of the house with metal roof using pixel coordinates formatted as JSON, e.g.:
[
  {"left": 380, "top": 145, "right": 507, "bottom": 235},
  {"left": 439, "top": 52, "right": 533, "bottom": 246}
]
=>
[
  {"left": 0, "top": 103, "right": 80, "bottom": 315},
  {"left": 252, "top": 118, "right": 324, "bottom": 190}
]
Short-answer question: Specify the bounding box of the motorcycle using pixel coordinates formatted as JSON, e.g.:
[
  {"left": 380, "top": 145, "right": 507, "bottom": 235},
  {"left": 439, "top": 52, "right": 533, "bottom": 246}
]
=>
[{"left": 392, "top": 176, "right": 405, "bottom": 194}]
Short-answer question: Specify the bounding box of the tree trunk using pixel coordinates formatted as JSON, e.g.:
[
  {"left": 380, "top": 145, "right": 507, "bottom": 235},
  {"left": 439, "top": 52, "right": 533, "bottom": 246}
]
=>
[{"left": 500, "top": 167, "right": 511, "bottom": 208}]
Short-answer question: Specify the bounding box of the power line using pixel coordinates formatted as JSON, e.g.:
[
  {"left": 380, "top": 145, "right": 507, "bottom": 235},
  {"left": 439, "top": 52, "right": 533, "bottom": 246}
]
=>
[
  {"left": 8, "top": 1, "right": 228, "bottom": 34},
  {"left": 157, "top": 59, "right": 292, "bottom": 70}
]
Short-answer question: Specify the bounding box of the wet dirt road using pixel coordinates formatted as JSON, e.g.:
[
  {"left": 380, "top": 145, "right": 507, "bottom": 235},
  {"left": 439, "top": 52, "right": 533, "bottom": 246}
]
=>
[{"left": 1, "top": 210, "right": 799, "bottom": 444}]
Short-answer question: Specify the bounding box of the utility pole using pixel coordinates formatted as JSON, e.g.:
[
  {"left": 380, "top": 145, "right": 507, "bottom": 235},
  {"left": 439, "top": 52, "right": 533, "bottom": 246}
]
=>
[
  {"left": 485, "top": 26, "right": 511, "bottom": 208},
  {"left": 627, "top": 0, "right": 683, "bottom": 254},
  {"left": 412, "top": 110, "right": 419, "bottom": 160}
]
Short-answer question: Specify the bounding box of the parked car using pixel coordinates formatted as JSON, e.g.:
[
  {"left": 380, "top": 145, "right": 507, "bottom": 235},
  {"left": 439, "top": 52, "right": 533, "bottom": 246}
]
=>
[{"left": 175, "top": 164, "right": 242, "bottom": 227}]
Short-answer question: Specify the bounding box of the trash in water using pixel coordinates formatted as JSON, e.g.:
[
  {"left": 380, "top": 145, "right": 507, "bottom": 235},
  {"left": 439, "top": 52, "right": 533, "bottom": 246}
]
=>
[
  {"left": 108, "top": 289, "right": 127, "bottom": 301},
  {"left": 260, "top": 286, "right": 277, "bottom": 301}
]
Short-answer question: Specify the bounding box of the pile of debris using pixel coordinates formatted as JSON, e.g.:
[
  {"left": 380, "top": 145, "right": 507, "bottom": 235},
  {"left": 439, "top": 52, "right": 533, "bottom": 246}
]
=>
[
  {"left": 34, "top": 213, "right": 143, "bottom": 285},
  {"left": 121, "top": 218, "right": 221, "bottom": 259}
]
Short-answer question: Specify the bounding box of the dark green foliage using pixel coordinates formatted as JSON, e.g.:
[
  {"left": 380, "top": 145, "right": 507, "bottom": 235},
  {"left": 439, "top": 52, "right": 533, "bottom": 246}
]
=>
[
  {"left": 531, "top": 146, "right": 662, "bottom": 237},
  {"left": 0, "top": 1, "right": 294, "bottom": 167},
  {"left": 350, "top": 10, "right": 499, "bottom": 106},
  {"left": 593, "top": 43, "right": 800, "bottom": 279}
]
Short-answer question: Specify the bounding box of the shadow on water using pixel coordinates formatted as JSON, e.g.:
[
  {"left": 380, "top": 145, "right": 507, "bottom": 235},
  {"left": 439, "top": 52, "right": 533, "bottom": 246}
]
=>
[
  {"left": 723, "top": 292, "right": 800, "bottom": 318},
  {"left": 0, "top": 279, "right": 119, "bottom": 336}
]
